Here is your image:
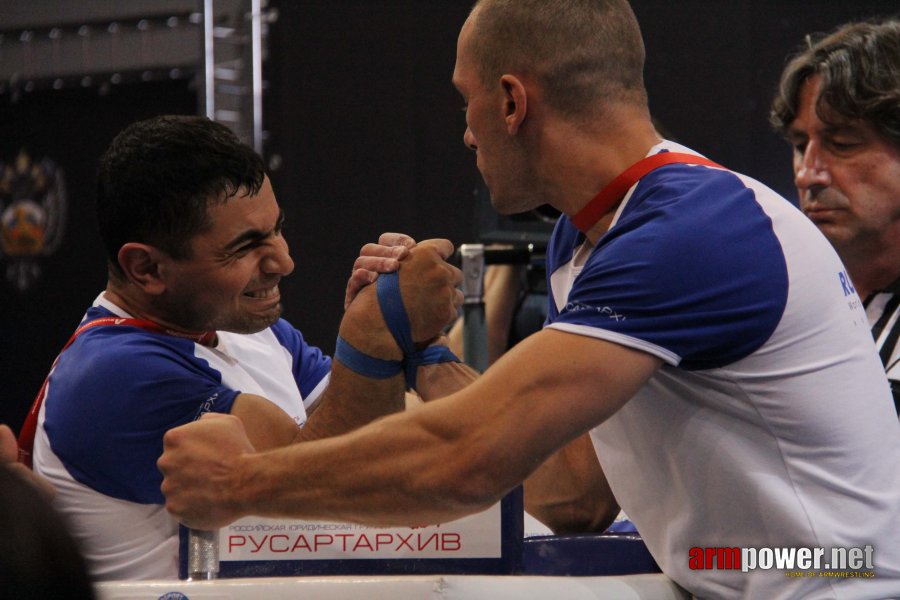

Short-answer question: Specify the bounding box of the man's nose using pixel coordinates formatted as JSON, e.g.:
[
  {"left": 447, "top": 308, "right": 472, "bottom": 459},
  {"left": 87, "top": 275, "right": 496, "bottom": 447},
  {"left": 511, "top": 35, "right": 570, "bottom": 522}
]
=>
[
  {"left": 263, "top": 237, "right": 294, "bottom": 276},
  {"left": 463, "top": 127, "right": 477, "bottom": 151},
  {"left": 794, "top": 141, "right": 831, "bottom": 192}
]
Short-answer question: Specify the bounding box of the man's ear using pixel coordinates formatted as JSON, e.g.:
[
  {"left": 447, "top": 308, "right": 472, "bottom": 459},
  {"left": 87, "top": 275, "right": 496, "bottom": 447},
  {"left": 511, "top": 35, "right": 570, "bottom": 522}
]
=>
[
  {"left": 117, "top": 243, "right": 166, "bottom": 294},
  {"left": 500, "top": 74, "right": 528, "bottom": 135}
]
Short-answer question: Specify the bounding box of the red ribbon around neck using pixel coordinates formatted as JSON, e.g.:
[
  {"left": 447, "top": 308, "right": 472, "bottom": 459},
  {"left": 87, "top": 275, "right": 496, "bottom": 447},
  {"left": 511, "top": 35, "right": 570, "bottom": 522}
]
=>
[
  {"left": 571, "top": 152, "right": 723, "bottom": 233},
  {"left": 17, "top": 317, "right": 215, "bottom": 468}
]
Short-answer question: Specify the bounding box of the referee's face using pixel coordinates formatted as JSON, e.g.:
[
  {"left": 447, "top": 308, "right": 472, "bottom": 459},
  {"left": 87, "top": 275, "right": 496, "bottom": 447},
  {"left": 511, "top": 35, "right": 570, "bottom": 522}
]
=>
[{"left": 789, "top": 75, "right": 900, "bottom": 259}]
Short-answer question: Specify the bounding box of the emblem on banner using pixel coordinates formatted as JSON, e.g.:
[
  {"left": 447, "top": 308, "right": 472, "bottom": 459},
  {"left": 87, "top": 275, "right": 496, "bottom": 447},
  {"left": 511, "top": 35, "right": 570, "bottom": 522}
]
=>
[{"left": 0, "top": 150, "right": 68, "bottom": 292}]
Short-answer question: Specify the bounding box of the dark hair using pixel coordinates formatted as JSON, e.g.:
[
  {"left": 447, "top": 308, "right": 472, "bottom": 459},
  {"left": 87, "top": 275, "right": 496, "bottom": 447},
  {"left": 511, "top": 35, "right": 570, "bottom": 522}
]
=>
[
  {"left": 96, "top": 115, "right": 266, "bottom": 278},
  {"left": 0, "top": 467, "right": 95, "bottom": 600},
  {"left": 771, "top": 19, "right": 900, "bottom": 147},
  {"left": 469, "top": 0, "right": 647, "bottom": 121}
]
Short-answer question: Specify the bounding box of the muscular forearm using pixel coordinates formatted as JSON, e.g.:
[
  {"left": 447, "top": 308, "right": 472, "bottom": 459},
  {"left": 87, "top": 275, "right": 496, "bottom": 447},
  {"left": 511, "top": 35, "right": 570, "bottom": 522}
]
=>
[
  {"left": 297, "top": 365, "right": 405, "bottom": 441},
  {"left": 302, "top": 240, "right": 466, "bottom": 440},
  {"left": 229, "top": 403, "right": 515, "bottom": 527},
  {"left": 297, "top": 284, "right": 405, "bottom": 442},
  {"left": 416, "top": 358, "right": 619, "bottom": 535},
  {"left": 164, "top": 357, "right": 557, "bottom": 529},
  {"left": 160, "top": 329, "right": 660, "bottom": 531},
  {"left": 414, "top": 352, "right": 479, "bottom": 402}
]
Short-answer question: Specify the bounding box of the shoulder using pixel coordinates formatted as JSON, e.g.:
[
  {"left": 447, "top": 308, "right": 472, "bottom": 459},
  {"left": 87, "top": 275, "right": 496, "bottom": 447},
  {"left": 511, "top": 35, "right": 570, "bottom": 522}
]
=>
[
  {"left": 269, "top": 318, "right": 306, "bottom": 347},
  {"left": 267, "top": 318, "right": 330, "bottom": 363},
  {"left": 557, "top": 165, "right": 794, "bottom": 368},
  {"left": 64, "top": 323, "right": 205, "bottom": 379}
]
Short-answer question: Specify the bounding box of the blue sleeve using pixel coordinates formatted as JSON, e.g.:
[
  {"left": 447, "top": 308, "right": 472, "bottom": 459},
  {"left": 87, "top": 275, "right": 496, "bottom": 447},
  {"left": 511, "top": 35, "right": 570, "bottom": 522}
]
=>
[
  {"left": 44, "top": 330, "right": 239, "bottom": 504},
  {"left": 549, "top": 168, "right": 789, "bottom": 369},
  {"left": 270, "top": 318, "right": 332, "bottom": 398}
]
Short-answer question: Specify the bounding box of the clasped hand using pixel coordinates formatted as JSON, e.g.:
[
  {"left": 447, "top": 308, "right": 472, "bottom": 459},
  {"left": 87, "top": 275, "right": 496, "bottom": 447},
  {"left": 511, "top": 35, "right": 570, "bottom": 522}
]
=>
[{"left": 345, "top": 232, "right": 463, "bottom": 345}]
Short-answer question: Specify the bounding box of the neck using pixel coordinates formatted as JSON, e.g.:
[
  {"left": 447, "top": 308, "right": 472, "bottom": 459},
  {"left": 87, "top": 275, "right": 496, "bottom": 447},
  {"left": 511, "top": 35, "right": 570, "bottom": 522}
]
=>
[
  {"left": 103, "top": 283, "right": 212, "bottom": 339},
  {"left": 844, "top": 259, "right": 900, "bottom": 301},
  {"left": 543, "top": 105, "right": 661, "bottom": 245},
  {"left": 836, "top": 231, "right": 900, "bottom": 300}
]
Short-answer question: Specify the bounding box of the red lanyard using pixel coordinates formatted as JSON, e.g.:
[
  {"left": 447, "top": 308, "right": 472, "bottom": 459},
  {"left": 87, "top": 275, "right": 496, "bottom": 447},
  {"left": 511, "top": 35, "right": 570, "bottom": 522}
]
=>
[
  {"left": 16, "top": 316, "right": 215, "bottom": 468},
  {"left": 571, "top": 152, "right": 723, "bottom": 233}
]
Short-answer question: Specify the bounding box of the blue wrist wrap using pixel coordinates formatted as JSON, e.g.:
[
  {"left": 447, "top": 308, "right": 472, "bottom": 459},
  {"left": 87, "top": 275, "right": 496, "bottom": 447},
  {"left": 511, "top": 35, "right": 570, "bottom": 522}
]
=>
[
  {"left": 376, "top": 271, "right": 459, "bottom": 389},
  {"left": 334, "top": 336, "right": 403, "bottom": 379}
]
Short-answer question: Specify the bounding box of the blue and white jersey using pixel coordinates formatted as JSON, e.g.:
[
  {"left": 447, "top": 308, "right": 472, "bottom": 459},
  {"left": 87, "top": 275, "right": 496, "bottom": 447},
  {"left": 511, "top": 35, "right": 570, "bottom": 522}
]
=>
[
  {"left": 545, "top": 141, "right": 900, "bottom": 599},
  {"left": 33, "top": 293, "right": 331, "bottom": 580}
]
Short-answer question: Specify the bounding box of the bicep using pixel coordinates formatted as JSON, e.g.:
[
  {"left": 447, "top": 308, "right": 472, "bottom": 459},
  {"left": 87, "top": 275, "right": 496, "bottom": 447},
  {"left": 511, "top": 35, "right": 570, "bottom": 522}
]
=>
[
  {"left": 478, "top": 327, "right": 662, "bottom": 446},
  {"left": 423, "top": 328, "right": 661, "bottom": 496},
  {"left": 229, "top": 393, "right": 301, "bottom": 451}
]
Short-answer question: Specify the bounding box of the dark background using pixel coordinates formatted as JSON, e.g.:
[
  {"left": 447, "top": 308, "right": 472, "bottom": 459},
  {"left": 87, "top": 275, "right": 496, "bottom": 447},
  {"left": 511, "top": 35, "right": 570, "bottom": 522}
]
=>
[{"left": 2, "top": 1, "right": 897, "bottom": 432}]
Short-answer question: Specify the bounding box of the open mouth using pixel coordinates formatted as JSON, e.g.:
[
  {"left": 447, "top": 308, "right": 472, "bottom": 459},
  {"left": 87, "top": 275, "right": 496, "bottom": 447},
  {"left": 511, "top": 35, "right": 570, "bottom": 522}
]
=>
[{"left": 243, "top": 285, "right": 279, "bottom": 299}]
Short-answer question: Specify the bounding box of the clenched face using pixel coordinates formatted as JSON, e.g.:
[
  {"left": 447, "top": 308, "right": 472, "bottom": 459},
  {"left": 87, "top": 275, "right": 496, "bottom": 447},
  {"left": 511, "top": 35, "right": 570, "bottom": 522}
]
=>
[
  {"left": 159, "top": 176, "right": 295, "bottom": 334},
  {"left": 787, "top": 75, "right": 900, "bottom": 258}
]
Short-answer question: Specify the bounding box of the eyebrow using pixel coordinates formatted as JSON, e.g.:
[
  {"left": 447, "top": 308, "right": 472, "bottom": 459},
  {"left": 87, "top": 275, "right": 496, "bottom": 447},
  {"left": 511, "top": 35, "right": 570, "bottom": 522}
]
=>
[
  {"left": 787, "top": 120, "right": 862, "bottom": 139},
  {"left": 224, "top": 210, "right": 284, "bottom": 251}
]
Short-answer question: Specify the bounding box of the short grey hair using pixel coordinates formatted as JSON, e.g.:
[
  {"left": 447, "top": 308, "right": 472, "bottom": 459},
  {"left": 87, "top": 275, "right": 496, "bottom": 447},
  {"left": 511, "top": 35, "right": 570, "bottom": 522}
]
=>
[{"left": 469, "top": 0, "right": 648, "bottom": 121}]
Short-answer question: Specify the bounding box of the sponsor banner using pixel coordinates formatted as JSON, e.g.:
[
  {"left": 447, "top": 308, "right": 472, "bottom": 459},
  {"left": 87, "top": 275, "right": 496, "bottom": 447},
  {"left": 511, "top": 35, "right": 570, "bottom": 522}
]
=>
[
  {"left": 221, "top": 502, "right": 502, "bottom": 561},
  {"left": 179, "top": 488, "right": 524, "bottom": 578}
]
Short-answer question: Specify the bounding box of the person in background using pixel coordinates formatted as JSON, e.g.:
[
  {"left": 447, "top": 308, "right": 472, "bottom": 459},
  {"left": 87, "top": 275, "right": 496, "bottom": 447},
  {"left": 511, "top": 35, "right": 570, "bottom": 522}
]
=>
[
  {"left": 159, "top": 2, "right": 900, "bottom": 597},
  {"left": 18, "top": 115, "right": 461, "bottom": 580},
  {"left": 771, "top": 18, "right": 900, "bottom": 413},
  {"left": 0, "top": 424, "right": 53, "bottom": 498},
  {"left": 0, "top": 425, "right": 94, "bottom": 600}
]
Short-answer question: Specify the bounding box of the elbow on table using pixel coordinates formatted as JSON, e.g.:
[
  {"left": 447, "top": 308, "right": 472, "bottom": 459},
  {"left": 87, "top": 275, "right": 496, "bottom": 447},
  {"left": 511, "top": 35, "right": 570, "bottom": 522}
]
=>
[{"left": 528, "top": 495, "right": 619, "bottom": 535}]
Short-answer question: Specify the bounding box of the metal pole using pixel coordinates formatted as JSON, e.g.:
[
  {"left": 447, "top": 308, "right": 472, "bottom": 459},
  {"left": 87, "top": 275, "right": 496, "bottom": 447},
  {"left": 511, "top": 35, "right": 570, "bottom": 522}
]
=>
[
  {"left": 250, "top": 0, "right": 263, "bottom": 154},
  {"left": 460, "top": 244, "right": 488, "bottom": 373},
  {"left": 202, "top": 0, "right": 215, "bottom": 120},
  {"left": 187, "top": 527, "right": 219, "bottom": 580}
]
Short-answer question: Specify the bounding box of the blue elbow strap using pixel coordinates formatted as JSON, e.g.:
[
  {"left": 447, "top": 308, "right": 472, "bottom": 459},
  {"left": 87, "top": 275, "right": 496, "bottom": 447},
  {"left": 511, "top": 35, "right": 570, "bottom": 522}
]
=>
[
  {"left": 334, "top": 335, "right": 403, "bottom": 379},
  {"left": 376, "top": 271, "right": 459, "bottom": 389}
]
